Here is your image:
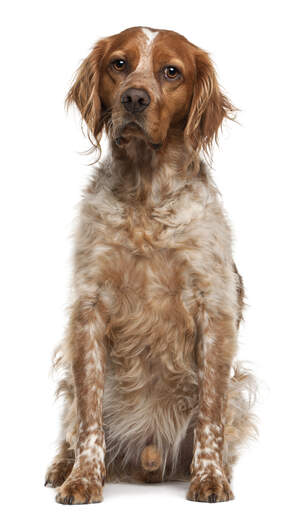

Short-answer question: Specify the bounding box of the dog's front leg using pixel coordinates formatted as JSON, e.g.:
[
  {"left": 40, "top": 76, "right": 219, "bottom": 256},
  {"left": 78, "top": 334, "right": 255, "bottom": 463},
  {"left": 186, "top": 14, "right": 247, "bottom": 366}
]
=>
[
  {"left": 187, "top": 309, "right": 236, "bottom": 503},
  {"left": 56, "top": 299, "right": 107, "bottom": 505}
]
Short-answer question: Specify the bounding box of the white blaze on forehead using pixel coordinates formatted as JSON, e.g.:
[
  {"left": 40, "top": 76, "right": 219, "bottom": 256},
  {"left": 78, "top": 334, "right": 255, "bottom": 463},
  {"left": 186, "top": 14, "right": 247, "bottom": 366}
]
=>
[
  {"left": 142, "top": 27, "right": 158, "bottom": 44},
  {"left": 135, "top": 28, "right": 159, "bottom": 72}
]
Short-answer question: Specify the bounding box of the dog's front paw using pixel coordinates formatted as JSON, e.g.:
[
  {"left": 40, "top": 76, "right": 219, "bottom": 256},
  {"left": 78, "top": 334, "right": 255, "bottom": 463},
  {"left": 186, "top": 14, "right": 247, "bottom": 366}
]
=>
[
  {"left": 186, "top": 473, "right": 234, "bottom": 503},
  {"left": 56, "top": 472, "right": 104, "bottom": 505}
]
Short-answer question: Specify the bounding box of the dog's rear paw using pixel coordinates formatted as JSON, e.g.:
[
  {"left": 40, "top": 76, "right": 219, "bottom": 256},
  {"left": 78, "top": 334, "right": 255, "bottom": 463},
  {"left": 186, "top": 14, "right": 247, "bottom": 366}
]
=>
[{"left": 45, "top": 459, "right": 74, "bottom": 488}]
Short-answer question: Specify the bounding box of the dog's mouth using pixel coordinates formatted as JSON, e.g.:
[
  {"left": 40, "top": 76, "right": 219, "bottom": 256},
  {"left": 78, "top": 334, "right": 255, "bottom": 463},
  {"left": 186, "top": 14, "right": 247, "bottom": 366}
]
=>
[
  {"left": 114, "top": 121, "right": 162, "bottom": 151},
  {"left": 121, "top": 121, "right": 145, "bottom": 139}
]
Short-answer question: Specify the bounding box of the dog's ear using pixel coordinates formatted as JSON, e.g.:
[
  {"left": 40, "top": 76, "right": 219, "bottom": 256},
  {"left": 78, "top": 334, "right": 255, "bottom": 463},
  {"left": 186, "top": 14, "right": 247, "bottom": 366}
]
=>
[
  {"left": 185, "top": 48, "right": 236, "bottom": 154},
  {"left": 66, "top": 39, "right": 108, "bottom": 145}
]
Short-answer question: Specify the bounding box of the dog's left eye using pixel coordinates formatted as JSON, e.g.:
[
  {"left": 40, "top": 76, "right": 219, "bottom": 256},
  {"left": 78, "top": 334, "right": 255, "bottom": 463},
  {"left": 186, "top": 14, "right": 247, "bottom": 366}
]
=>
[
  {"left": 112, "top": 59, "right": 127, "bottom": 71},
  {"left": 163, "top": 66, "right": 180, "bottom": 80}
]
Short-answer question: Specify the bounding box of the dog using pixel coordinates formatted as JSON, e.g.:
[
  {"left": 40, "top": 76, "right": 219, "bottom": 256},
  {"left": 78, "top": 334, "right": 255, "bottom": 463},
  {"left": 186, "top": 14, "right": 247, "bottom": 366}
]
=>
[{"left": 45, "top": 26, "right": 256, "bottom": 504}]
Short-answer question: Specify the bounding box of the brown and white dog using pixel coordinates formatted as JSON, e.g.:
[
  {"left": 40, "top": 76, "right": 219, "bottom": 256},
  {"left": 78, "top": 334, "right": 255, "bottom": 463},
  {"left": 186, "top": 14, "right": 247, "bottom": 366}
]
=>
[{"left": 45, "top": 26, "right": 256, "bottom": 504}]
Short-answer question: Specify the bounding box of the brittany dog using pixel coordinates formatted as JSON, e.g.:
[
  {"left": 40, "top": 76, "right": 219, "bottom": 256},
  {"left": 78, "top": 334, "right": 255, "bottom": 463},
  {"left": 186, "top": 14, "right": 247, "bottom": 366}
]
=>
[{"left": 45, "top": 26, "right": 256, "bottom": 504}]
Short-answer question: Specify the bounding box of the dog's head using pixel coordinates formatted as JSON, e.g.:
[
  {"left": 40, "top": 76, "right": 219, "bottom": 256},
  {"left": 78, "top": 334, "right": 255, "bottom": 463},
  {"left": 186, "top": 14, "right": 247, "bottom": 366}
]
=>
[{"left": 66, "top": 27, "right": 234, "bottom": 153}]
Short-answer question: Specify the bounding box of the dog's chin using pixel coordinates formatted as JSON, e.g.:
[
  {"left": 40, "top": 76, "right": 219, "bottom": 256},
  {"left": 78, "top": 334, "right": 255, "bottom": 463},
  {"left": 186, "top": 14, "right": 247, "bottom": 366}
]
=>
[{"left": 114, "top": 122, "right": 163, "bottom": 151}]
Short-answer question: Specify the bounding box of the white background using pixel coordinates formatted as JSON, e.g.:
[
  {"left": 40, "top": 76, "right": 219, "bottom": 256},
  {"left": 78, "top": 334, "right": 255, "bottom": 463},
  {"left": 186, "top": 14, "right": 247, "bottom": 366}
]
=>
[{"left": 1, "top": 0, "right": 289, "bottom": 510}]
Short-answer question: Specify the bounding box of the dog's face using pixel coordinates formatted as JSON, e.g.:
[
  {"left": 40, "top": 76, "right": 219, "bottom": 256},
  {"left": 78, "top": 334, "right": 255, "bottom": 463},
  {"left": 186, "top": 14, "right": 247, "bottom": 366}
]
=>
[
  {"left": 67, "top": 27, "right": 234, "bottom": 153},
  {"left": 99, "top": 28, "right": 195, "bottom": 149}
]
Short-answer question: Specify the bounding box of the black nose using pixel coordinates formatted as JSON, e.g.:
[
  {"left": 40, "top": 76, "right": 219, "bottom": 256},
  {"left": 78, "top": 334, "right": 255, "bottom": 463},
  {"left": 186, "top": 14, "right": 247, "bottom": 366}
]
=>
[{"left": 121, "top": 88, "right": 151, "bottom": 113}]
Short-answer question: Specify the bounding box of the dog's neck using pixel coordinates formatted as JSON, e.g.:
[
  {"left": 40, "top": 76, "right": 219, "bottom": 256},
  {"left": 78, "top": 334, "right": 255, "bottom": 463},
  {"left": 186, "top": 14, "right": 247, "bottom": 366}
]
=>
[{"left": 108, "top": 130, "right": 201, "bottom": 206}]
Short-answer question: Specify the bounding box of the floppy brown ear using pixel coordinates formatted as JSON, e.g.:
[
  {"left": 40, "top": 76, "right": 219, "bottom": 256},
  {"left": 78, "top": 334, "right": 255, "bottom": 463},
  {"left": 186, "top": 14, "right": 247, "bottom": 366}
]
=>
[
  {"left": 185, "top": 49, "right": 236, "bottom": 154},
  {"left": 66, "top": 39, "right": 108, "bottom": 145}
]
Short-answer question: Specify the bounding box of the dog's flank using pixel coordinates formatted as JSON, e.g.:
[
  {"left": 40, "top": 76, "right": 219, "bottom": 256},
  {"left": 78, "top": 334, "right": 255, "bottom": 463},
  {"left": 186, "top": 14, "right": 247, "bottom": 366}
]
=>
[{"left": 45, "top": 26, "right": 257, "bottom": 505}]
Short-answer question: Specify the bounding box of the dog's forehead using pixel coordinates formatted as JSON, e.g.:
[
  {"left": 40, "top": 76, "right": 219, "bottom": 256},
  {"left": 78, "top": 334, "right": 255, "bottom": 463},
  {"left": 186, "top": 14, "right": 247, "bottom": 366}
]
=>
[
  {"left": 135, "top": 28, "right": 159, "bottom": 72},
  {"left": 141, "top": 27, "right": 159, "bottom": 45},
  {"left": 108, "top": 27, "right": 190, "bottom": 67}
]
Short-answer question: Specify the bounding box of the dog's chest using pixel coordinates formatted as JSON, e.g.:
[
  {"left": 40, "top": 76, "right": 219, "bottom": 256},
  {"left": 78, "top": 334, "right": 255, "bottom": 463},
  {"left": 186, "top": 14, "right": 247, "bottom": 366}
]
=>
[
  {"left": 99, "top": 229, "right": 199, "bottom": 388},
  {"left": 80, "top": 188, "right": 212, "bottom": 385},
  {"left": 90, "top": 199, "right": 205, "bottom": 357},
  {"left": 100, "top": 227, "right": 197, "bottom": 337}
]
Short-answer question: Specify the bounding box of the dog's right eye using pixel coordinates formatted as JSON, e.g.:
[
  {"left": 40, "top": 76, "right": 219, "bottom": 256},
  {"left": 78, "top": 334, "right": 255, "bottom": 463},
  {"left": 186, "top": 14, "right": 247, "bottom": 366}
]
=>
[{"left": 112, "top": 59, "right": 127, "bottom": 71}]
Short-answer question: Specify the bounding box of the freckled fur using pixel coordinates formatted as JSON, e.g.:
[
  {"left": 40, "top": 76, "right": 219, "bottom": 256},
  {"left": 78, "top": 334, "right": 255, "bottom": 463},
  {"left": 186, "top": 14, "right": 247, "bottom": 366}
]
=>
[{"left": 45, "top": 26, "right": 257, "bottom": 504}]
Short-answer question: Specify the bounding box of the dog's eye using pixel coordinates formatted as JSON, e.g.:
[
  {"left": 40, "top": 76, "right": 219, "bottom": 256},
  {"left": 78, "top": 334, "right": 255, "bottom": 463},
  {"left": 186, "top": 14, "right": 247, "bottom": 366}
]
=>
[
  {"left": 112, "top": 59, "right": 127, "bottom": 71},
  {"left": 164, "top": 66, "right": 180, "bottom": 80}
]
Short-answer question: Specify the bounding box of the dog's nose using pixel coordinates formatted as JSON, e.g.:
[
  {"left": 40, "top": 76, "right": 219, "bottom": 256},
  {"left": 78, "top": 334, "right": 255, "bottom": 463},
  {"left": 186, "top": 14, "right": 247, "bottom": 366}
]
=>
[{"left": 121, "top": 88, "right": 151, "bottom": 113}]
